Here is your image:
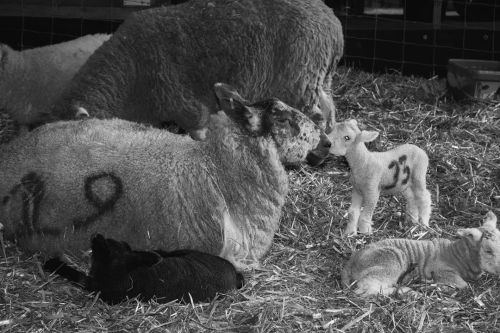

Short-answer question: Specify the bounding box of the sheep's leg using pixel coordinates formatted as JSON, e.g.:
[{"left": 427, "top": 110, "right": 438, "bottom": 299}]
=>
[
  {"left": 318, "top": 88, "right": 336, "bottom": 132},
  {"left": 358, "top": 190, "right": 379, "bottom": 234},
  {"left": 345, "top": 190, "right": 362, "bottom": 235},
  {"left": 403, "top": 188, "right": 419, "bottom": 225}
]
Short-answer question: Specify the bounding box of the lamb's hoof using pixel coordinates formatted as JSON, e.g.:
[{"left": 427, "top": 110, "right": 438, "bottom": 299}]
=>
[
  {"left": 358, "top": 224, "right": 373, "bottom": 234},
  {"left": 343, "top": 226, "right": 357, "bottom": 236}
]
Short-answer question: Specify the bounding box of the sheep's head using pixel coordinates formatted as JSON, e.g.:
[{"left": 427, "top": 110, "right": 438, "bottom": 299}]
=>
[
  {"left": 457, "top": 211, "right": 500, "bottom": 275},
  {"left": 328, "top": 119, "right": 379, "bottom": 156},
  {"left": 90, "top": 234, "right": 160, "bottom": 275},
  {"left": 213, "top": 83, "right": 331, "bottom": 166}
]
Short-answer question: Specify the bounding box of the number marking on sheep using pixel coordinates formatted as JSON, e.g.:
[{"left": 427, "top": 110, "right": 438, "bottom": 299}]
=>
[
  {"left": 73, "top": 172, "right": 123, "bottom": 230},
  {"left": 9, "top": 172, "right": 61, "bottom": 236},
  {"left": 383, "top": 155, "right": 411, "bottom": 190}
]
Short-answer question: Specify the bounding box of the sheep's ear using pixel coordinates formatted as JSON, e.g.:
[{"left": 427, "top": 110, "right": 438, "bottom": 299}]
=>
[
  {"left": 457, "top": 228, "right": 483, "bottom": 242},
  {"left": 483, "top": 211, "right": 498, "bottom": 229},
  {"left": 358, "top": 130, "right": 379, "bottom": 143},
  {"left": 213, "top": 82, "right": 262, "bottom": 133},
  {"left": 214, "top": 82, "right": 246, "bottom": 111}
]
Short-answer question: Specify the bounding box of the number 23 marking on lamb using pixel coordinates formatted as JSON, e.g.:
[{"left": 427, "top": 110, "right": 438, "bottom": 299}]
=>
[{"left": 383, "top": 155, "right": 411, "bottom": 190}]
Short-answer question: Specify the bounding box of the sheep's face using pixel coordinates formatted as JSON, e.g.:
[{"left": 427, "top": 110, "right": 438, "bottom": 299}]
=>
[
  {"left": 258, "top": 99, "right": 329, "bottom": 166},
  {"left": 214, "top": 83, "right": 330, "bottom": 166}
]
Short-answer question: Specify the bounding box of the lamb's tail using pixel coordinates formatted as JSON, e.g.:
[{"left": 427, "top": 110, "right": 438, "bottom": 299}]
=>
[{"left": 43, "top": 257, "right": 88, "bottom": 289}]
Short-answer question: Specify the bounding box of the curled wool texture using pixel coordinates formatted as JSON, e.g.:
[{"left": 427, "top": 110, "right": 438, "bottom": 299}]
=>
[
  {"left": 52, "top": 0, "right": 343, "bottom": 132},
  {"left": 0, "top": 34, "right": 111, "bottom": 125},
  {"left": 0, "top": 117, "right": 288, "bottom": 269}
]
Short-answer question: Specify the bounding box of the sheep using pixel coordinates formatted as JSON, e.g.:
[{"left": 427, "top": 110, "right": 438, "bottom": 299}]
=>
[
  {"left": 341, "top": 211, "right": 500, "bottom": 296},
  {"left": 44, "top": 234, "right": 244, "bottom": 304},
  {"left": 328, "top": 119, "right": 431, "bottom": 235},
  {"left": 50, "top": 0, "right": 343, "bottom": 140},
  {"left": 0, "top": 83, "right": 331, "bottom": 270},
  {"left": 0, "top": 34, "right": 111, "bottom": 129}
]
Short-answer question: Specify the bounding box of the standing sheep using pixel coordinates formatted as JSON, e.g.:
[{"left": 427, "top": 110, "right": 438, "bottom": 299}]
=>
[
  {"left": 51, "top": 0, "right": 343, "bottom": 140},
  {"left": 328, "top": 119, "right": 431, "bottom": 235},
  {"left": 342, "top": 211, "right": 500, "bottom": 296},
  {"left": 0, "top": 83, "right": 331, "bottom": 270},
  {"left": 0, "top": 34, "right": 110, "bottom": 129},
  {"left": 44, "top": 234, "right": 244, "bottom": 304}
]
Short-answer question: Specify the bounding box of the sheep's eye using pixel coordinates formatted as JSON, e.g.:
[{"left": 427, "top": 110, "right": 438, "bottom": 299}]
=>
[
  {"left": 485, "top": 249, "right": 494, "bottom": 255},
  {"left": 344, "top": 136, "right": 350, "bottom": 141}
]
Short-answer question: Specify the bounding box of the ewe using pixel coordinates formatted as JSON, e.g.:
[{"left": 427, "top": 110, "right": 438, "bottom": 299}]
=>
[
  {"left": 44, "top": 234, "right": 243, "bottom": 304},
  {"left": 0, "top": 83, "right": 331, "bottom": 270},
  {"left": 342, "top": 211, "right": 500, "bottom": 296},
  {"left": 51, "top": 0, "right": 343, "bottom": 140},
  {"left": 328, "top": 119, "right": 431, "bottom": 235},
  {"left": 0, "top": 34, "right": 110, "bottom": 129}
]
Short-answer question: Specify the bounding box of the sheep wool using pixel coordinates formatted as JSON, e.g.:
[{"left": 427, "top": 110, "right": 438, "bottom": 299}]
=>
[
  {"left": 0, "top": 83, "right": 330, "bottom": 270},
  {"left": 52, "top": 0, "right": 343, "bottom": 138},
  {"left": 0, "top": 34, "right": 110, "bottom": 127}
]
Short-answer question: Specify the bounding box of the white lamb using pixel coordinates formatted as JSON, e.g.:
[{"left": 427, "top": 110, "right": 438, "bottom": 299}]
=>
[
  {"left": 342, "top": 211, "right": 500, "bottom": 296},
  {"left": 328, "top": 119, "right": 431, "bottom": 235},
  {"left": 0, "top": 34, "right": 110, "bottom": 129}
]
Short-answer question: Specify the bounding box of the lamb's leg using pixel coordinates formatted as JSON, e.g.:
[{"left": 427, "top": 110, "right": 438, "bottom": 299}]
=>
[
  {"left": 358, "top": 190, "right": 380, "bottom": 234},
  {"left": 403, "top": 188, "right": 419, "bottom": 225},
  {"left": 354, "top": 267, "right": 400, "bottom": 296},
  {"left": 416, "top": 188, "right": 431, "bottom": 226},
  {"left": 345, "top": 189, "right": 362, "bottom": 235},
  {"left": 432, "top": 269, "right": 468, "bottom": 289}
]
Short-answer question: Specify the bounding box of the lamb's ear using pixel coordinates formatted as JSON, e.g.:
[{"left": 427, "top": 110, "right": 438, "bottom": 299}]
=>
[
  {"left": 90, "top": 234, "right": 110, "bottom": 258},
  {"left": 347, "top": 119, "right": 358, "bottom": 127},
  {"left": 482, "top": 211, "right": 498, "bottom": 229},
  {"left": 213, "top": 82, "right": 262, "bottom": 133},
  {"left": 457, "top": 228, "right": 483, "bottom": 242},
  {"left": 358, "top": 130, "right": 379, "bottom": 143}
]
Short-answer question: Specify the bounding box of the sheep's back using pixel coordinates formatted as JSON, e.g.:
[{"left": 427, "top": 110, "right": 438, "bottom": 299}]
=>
[{"left": 53, "top": 0, "right": 343, "bottom": 129}]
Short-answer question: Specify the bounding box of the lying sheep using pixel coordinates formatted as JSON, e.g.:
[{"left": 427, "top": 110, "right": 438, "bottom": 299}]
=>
[
  {"left": 0, "top": 34, "right": 110, "bottom": 129},
  {"left": 0, "top": 83, "right": 331, "bottom": 270},
  {"left": 51, "top": 0, "right": 343, "bottom": 140},
  {"left": 328, "top": 119, "right": 431, "bottom": 235},
  {"left": 342, "top": 211, "right": 500, "bottom": 296},
  {"left": 44, "top": 234, "right": 244, "bottom": 304}
]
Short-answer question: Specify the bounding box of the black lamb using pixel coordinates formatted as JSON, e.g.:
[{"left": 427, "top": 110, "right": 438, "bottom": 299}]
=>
[{"left": 44, "top": 234, "right": 244, "bottom": 304}]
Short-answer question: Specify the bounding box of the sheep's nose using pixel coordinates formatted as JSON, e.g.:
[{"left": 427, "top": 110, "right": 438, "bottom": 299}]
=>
[{"left": 320, "top": 133, "right": 331, "bottom": 149}]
